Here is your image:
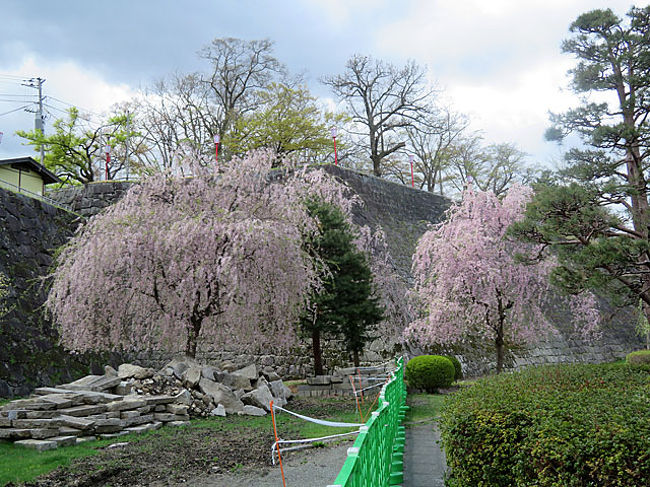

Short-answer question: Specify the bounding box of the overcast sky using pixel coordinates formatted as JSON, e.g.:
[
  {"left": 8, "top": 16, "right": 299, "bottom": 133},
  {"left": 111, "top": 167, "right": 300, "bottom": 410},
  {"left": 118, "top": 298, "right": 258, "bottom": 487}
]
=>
[{"left": 0, "top": 0, "right": 637, "bottom": 167}]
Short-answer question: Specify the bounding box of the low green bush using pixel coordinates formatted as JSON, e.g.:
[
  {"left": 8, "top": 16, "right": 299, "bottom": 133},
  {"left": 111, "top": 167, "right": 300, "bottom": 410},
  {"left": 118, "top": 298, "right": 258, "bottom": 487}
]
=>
[
  {"left": 440, "top": 363, "right": 650, "bottom": 487},
  {"left": 444, "top": 355, "right": 463, "bottom": 381},
  {"left": 626, "top": 349, "right": 650, "bottom": 365},
  {"left": 405, "top": 355, "right": 454, "bottom": 392}
]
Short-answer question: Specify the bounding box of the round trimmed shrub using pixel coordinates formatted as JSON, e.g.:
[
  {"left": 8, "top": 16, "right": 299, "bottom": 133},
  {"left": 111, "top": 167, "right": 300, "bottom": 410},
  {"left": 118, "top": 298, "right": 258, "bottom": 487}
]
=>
[
  {"left": 405, "top": 355, "right": 455, "bottom": 392},
  {"left": 444, "top": 355, "right": 463, "bottom": 381},
  {"left": 626, "top": 350, "right": 650, "bottom": 365}
]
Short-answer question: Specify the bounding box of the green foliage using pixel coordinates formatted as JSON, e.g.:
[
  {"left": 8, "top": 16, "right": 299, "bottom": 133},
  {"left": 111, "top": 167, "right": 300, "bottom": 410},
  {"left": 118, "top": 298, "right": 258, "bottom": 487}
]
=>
[
  {"left": 440, "top": 364, "right": 650, "bottom": 487},
  {"left": 444, "top": 355, "right": 463, "bottom": 381},
  {"left": 405, "top": 355, "right": 454, "bottom": 392},
  {"left": 636, "top": 299, "right": 650, "bottom": 349},
  {"left": 626, "top": 350, "right": 650, "bottom": 365},
  {"left": 0, "top": 272, "right": 10, "bottom": 318},
  {"left": 225, "top": 82, "right": 347, "bottom": 164},
  {"left": 300, "top": 199, "right": 384, "bottom": 371},
  {"left": 16, "top": 106, "right": 137, "bottom": 184},
  {"left": 515, "top": 7, "right": 650, "bottom": 312}
]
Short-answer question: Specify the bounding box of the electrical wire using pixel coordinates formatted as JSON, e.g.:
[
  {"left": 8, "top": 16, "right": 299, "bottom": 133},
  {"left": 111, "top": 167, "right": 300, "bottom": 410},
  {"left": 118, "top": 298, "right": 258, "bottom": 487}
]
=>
[{"left": 0, "top": 104, "right": 31, "bottom": 117}]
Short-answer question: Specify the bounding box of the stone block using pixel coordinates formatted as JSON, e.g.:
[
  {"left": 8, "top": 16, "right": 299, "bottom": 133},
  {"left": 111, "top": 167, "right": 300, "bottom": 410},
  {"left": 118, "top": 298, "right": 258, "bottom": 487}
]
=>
[
  {"left": 50, "top": 435, "right": 77, "bottom": 447},
  {"left": 30, "top": 428, "right": 60, "bottom": 439},
  {"left": 154, "top": 405, "right": 166, "bottom": 412},
  {"left": 241, "top": 384, "right": 273, "bottom": 412},
  {"left": 14, "top": 439, "right": 58, "bottom": 451},
  {"left": 216, "top": 371, "right": 253, "bottom": 391},
  {"left": 167, "top": 420, "right": 190, "bottom": 427},
  {"left": 25, "top": 410, "right": 58, "bottom": 419},
  {"left": 210, "top": 405, "right": 226, "bottom": 417},
  {"left": 240, "top": 405, "right": 267, "bottom": 416},
  {"left": 154, "top": 413, "right": 189, "bottom": 422},
  {"left": 40, "top": 394, "right": 74, "bottom": 409},
  {"left": 165, "top": 404, "right": 189, "bottom": 415},
  {"left": 2, "top": 410, "right": 27, "bottom": 419},
  {"left": 58, "top": 426, "right": 82, "bottom": 436},
  {"left": 56, "top": 415, "right": 96, "bottom": 430},
  {"left": 94, "top": 418, "right": 125, "bottom": 434},
  {"left": 182, "top": 367, "right": 202, "bottom": 388},
  {"left": 199, "top": 378, "right": 244, "bottom": 414},
  {"left": 114, "top": 381, "right": 133, "bottom": 396},
  {"left": 118, "top": 364, "right": 154, "bottom": 380},
  {"left": 201, "top": 366, "right": 216, "bottom": 381},
  {"left": 173, "top": 390, "right": 192, "bottom": 406},
  {"left": 106, "top": 398, "right": 146, "bottom": 412},
  {"left": 0, "top": 417, "right": 11, "bottom": 427},
  {"left": 125, "top": 414, "right": 153, "bottom": 427},
  {"left": 76, "top": 436, "right": 97, "bottom": 444},
  {"left": 60, "top": 405, "right": 107, "bottom": 417},
  {"left": 143, "top": 395, "right": 174, "bottom": 406},
  {"left": 13, "top": 419, "right": 57, "bottom": 429},
  {"left": 307, "top": 375, "right": 332, "bottom": 386},
  {"left": 99, "top": 431, "right": 129, "bottom": 439},
  {"left": 1, "top": 398, "right": 56, "bottom": 411},
  {"left": 120, "top": 410, "right": 141, "bottom": 419},
  {"left": 234, "top": 364, "right": 258, "bottom": 381},
  {"left": 0, "top": 428, "right": 31, "bottom": 439}
]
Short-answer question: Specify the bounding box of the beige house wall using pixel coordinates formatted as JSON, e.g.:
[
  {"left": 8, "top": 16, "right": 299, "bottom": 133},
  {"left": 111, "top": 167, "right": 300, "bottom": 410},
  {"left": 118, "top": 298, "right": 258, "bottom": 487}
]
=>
[{"left": 0, "top": 166, "right": 45, "bottom": 196}]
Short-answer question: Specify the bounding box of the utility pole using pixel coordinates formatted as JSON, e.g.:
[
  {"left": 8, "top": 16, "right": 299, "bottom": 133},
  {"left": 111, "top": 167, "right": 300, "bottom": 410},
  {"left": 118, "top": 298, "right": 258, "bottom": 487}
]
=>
[{"left": 22, "top": 77, "right": 46, "bottom": 163}]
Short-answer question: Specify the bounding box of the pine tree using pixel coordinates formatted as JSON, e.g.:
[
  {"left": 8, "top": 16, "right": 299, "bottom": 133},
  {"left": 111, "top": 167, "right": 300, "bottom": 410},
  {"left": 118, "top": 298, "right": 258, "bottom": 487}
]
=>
[{"left": 301, "top": 199, "right": 384, "bottom": 374}]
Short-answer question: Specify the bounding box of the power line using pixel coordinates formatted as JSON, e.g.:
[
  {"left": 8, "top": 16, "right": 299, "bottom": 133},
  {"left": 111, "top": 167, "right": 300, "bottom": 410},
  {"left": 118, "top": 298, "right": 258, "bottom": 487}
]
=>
[{"left": 0, "top": 104, "right": 31, "bottom": 117}]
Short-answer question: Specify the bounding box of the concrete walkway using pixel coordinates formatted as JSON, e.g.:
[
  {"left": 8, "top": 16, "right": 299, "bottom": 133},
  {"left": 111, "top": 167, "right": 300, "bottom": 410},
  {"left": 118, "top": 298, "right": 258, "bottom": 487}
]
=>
[{"left": 403, "top": 423, "right": 447, "bottom": 487}]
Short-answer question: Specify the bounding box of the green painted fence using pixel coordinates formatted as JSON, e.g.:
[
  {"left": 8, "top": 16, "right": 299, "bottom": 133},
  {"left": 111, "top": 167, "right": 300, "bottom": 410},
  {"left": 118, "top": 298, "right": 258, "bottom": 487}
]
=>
[{"left": 327, "top": 357, "right": 408, "bottom": 487}]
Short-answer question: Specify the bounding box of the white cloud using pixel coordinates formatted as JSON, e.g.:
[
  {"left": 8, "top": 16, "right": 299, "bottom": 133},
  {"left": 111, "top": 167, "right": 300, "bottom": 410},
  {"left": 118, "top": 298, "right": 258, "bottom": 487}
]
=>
[
  {"left": 371, "top": 0, "right": 633, "bottom": 165},
  {"left": 0, "top": 55, "right": 137, "bottom": 157}
]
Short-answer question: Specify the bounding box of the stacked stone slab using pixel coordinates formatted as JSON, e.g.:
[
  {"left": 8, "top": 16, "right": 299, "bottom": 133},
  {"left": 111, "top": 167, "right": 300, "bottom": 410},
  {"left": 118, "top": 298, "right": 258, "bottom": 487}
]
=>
[
  {"left": 0, "top": 386, "right": 185, "bottom": 451},
  {"left": 296, "top": 365, "right": 394, "bottom": 398},
  {"left": 0, "top": 359, "right": 294, "bottom": 450}
]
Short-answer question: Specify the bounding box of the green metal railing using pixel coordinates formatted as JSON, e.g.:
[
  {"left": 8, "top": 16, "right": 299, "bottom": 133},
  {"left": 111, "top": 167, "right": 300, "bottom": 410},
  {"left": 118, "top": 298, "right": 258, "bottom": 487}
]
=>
[{"left": 327, "top": 357, "right": 408, "bottom": 487}]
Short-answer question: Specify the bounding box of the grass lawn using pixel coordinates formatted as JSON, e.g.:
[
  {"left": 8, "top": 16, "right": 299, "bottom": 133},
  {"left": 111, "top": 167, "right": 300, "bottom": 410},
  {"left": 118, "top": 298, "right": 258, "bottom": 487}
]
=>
[
  {"left": 0, "top": 395, "right": 362, "bottom": 486},
  {"left": 404, "top": 393, "right": 446, "bottom": 425}
]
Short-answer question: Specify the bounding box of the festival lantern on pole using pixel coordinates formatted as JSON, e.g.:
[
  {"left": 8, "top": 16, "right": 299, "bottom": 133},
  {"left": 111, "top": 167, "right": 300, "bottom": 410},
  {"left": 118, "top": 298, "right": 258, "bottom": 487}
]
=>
[
  {"left": 104, "top": 144, "right": 111, "bottom": 180},
  {"left": 409, "top": 155, "right": 415, "bottom": 188},
  {"left": 331, "top": 127, "right": 338, "bottom": 166},
  {"left": 214, "top": 134, "right": 220, "bottom": 166}
]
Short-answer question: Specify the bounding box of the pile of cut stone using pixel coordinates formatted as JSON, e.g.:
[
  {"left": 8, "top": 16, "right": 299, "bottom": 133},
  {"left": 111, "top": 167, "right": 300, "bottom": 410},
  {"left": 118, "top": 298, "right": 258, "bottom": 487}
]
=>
[
  {"left": 0, "top": 359, "right": 292, "bottom": 451},
  {"left": 154, "top": 358, "right": 293, "bottom": 417}
]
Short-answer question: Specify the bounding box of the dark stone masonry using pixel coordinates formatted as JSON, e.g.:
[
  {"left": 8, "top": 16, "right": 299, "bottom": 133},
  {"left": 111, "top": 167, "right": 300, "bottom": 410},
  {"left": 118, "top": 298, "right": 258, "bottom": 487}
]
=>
[{"left": 0, "top": 166, "right": 644, "bottom": 397}]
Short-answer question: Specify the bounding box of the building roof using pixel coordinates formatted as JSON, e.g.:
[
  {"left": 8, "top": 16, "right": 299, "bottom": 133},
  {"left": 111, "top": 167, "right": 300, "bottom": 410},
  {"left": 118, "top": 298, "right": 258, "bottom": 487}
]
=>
[{"left": 0, "top": 157, "right": 61, "bottom": 185}]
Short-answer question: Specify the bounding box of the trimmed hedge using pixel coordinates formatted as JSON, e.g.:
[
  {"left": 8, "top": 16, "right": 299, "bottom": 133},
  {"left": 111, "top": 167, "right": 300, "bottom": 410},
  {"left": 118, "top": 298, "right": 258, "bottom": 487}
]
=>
[
  {"left": 405, "top": 355, "right": 454, "bottom": 392},
  {"left": 444, "top": 355, "right": 463, "bottom": 381},
  {"left": 440, "top": 364, "right": 650, "bottom": 487},
  {"left": 626, "top": 349, "right": 650, "bottom": 365}
]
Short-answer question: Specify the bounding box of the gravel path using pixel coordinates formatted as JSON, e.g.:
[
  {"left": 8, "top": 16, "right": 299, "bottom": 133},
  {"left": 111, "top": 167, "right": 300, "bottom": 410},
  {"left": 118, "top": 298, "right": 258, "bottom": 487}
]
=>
[{"left": 183, "top": 440, "right": 354, "bottom": 487}]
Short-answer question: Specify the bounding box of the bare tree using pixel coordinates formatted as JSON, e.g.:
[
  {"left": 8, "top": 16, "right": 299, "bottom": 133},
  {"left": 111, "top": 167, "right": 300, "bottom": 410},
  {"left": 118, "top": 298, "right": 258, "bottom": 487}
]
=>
[
  {"left": 323, "top": 55, "right": 432, "bottom": 177},
  {"left": 407, "top": 109, "right": 470, "bottom": 194},
  {"left": 132, "top": 38, "right": 286, "bottom": 172},
  {"left": 446, "top": 138, "right": 535, "bottom": 196},
  {"left": 199, "top": 38, "right": 286, "bottom": 140}
]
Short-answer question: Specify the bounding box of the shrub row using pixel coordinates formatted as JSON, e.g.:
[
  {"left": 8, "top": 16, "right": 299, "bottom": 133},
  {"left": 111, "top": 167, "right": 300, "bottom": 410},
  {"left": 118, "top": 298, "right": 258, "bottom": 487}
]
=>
[
  {"left": 440, "top": 363, "right": 650, "bottom": 487},
  {"left": 627, "top": 349, "right": 650, "bottom": 365}
]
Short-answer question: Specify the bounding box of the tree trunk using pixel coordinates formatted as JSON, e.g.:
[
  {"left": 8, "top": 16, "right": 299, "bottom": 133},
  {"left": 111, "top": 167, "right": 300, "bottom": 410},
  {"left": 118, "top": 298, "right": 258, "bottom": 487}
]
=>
[
  {"left": 312, "top": 328, "right": 323, "bottom": 376},
  {"left": 353, "top": 349, "right": 360, "bottom": 367},
  {"left": 495, "top": 333, "right": 504, "bottom": 374},
  {"left": 185, "top": 316, "right": 202, "bottom": 359}
]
